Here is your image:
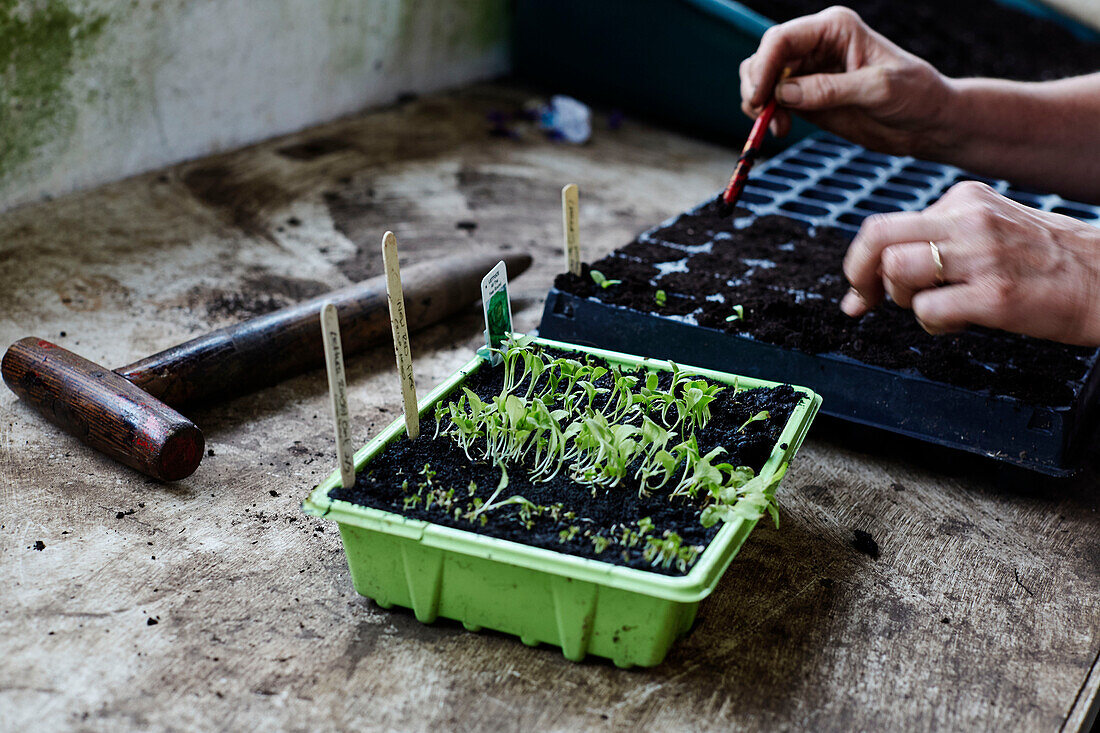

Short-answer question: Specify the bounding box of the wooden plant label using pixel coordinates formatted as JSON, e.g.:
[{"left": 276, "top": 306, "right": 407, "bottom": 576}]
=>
[
  {"left": 320, "top": 302, "right": 355, "bottom": 489},
  {"left": 382, "top": 231, "right": 419, "bottom": 440},
  {"left": 562, "top": 183, "right": 581, "bottom": 276},
  {"left": 481, "top": 260, "right": 514, "bottom": 366}
]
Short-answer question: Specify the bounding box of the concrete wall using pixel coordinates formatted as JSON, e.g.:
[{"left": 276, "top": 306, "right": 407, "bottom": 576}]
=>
[{"left": 0, "top": 0, "right": 509, "bottom": 212}]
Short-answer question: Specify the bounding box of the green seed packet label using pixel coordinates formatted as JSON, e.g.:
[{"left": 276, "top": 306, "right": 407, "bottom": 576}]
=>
[{"left": 481, "top": 260, "right": 513, "bottom": 365}]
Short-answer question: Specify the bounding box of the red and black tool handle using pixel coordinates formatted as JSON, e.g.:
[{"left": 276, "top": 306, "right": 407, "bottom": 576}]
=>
[
  {"left": 718, "top": 68, "right": 792, "bottom": 216},
  {"left": 717, "top": 100, "right": 779, "bottom": 216}
]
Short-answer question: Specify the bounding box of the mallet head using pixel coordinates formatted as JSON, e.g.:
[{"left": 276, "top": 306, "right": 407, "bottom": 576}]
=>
[{"left": 2, "top": 338, "right": 204, "bottom": 481}]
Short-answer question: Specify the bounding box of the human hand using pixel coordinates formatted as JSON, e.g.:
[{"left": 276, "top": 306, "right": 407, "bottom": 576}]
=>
[
  {"left": 739, "top": 6, "right": 954, "bottom": 156},
  {"left": 840, "top": 181, "right": 1100, "bottom": 346}
]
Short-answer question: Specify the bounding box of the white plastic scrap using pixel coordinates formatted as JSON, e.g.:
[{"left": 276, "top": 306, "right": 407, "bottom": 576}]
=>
[{"left": 539, "top": 95, "right": 592, "bottom": 144}]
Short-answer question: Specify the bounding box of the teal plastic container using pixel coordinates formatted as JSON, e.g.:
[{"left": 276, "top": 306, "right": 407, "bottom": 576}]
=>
[
  {"left": 303, "top": 336, "right": 821, "bottom": 667},
  {"left": 513, "top": 0, "right": 1098, "bottom": 148},
  {"left": 514, "top": 0, "right": 818, "bottom": 148}
]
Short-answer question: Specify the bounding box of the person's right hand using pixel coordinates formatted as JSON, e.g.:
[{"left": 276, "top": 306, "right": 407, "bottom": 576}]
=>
[{"left": 739, "top": 6, "right": 954, "bottom": 156}]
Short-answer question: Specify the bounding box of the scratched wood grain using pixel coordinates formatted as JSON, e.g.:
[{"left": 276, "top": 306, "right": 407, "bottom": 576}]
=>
[{"left": 0, "top": 84, "right": 1097, "bottom": 733}]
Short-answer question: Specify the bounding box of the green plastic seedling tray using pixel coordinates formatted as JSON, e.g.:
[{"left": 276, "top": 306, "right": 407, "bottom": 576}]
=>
[{"left": 303, "top": 335, "right": 821, "bottom": 668}]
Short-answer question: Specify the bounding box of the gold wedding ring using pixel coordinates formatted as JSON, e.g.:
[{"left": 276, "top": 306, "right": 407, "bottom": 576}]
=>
[{"left": 929, "top": 241, "right": 945, "bottom": 285}]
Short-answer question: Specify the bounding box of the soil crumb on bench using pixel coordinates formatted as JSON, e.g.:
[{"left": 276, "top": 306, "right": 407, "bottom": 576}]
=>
[{"left": 852, "top": 529, "right": 881, "bottom": 560}]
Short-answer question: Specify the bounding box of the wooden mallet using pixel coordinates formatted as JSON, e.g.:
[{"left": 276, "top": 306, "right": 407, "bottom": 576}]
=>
[{"left": 2, "top": 251, "right": 531, "bottom": 481}]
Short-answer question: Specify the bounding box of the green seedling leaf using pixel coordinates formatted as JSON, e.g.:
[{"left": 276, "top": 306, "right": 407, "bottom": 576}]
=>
[
  {"left": 737, "top": 410, "right": 770, "bottom": 433},
  {"left": 558, "top": 525, "right": 580, "bottom": 543},
  {"left": 504, "top": 394, "right": 527, "bottom": 428},
  {"left": 725, "top": 304, "right": 745, "bottom": 322},
  {"left": 767, "top": 502, "right": 780, "bottom": 528},
  {"left": 700, "top": 504, "right": 726, "bottom": 528},
  {"left": 589, "top": 270, "right": 621, "bottom": 289},
  {"left": 727, "top": 466, "right": 755, "bottom": 488},
  {"left": 655, "top": 289, "right": 667, "bottom": 306},
  {"left": 429, "top": 337, "right": 787, "bottom": 569}
]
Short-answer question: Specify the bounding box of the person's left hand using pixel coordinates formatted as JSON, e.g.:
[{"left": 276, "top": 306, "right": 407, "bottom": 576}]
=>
[{"left": 841, "top": 181, "right": 1100, "bottom": 346}]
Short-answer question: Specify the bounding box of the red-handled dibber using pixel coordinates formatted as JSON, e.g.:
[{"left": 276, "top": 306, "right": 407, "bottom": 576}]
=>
[{"left": 717, "top": 68, "right": 792, "bottom": 216}]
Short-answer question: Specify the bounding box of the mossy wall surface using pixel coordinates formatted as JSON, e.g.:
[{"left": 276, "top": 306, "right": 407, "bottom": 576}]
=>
[{"left": 0, "top": 0, "right": 510, "bottom": 212}]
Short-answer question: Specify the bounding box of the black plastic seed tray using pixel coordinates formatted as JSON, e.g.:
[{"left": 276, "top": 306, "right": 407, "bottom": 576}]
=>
[
  {"left": 539, "top": 133, "right": 1100, "bottom": 475},
  {"left": 708, "top": 132, "right": 1100, "bottom": 231}
]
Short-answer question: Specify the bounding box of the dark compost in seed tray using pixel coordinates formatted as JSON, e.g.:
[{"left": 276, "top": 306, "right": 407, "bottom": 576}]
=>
[
  {"left": 331, "top": 349, "right": 802, "bottom": 576},
  {"left": 738, "top": 0, "right": 1100, "bottom": 81},
  {"left": 554, "top": 199, "right": 1093, "bottom": 407}
]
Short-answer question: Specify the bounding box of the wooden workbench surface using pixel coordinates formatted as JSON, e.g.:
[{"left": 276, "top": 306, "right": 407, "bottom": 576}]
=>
[{"left": 2, "top": 84, "right": 1097, "bottom": 732}]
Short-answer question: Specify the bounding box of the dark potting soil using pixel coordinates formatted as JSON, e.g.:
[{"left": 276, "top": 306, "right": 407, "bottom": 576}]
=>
[
  {"left": 553, "top": 201, "right": 1093, "bottom": 406},
  {"left": 331, "top": 348, "right": 804, "bottom": 576},
  {"left": 737, "top": 0, "right": 1100, "bottom": 82}
]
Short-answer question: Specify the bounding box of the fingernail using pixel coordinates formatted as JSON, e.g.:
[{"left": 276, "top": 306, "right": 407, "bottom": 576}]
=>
[
  {"left": 840, "top": 289, "right": 864, "bottom": 317},
  {"left": 776, "top": 81, "right": 801, "bottom": 105},
  {"left": 915, "top": 316, "right": 942, "bottom": 336}
]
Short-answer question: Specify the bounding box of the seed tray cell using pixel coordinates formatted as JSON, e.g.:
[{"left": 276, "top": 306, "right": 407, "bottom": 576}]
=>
[
  {"left": 709, "top": 134, "right": 1100, "bottom": 237},
  {"left": 540, "top": 133, "right": 1100, "bottom": 475}
]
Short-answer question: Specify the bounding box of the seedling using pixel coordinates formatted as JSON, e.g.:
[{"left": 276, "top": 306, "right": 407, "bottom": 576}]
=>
[
  {"left": 643, "top": 531, "right": 704, "bottom": 572},
  {"left": 738, "top": 410, "right": 769, "bottom": 432},
  {"left": 725, "top": 304, "right": 745, "bottom": 323},
  {"left": 421, "top": 340, "right": 789, "bottom": 571},
  {"left": 655, "top": 289, "right": 667, "bottom": 307},
  {"left": 590, "top": 270, "right": 622, "bottom": 289},
  {"left": 558, "top": 525, "right": 580, "bottom": 543}
]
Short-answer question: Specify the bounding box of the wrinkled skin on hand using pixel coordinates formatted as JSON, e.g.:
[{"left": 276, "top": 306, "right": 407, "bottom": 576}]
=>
[
  {"left": 738, "top": 6, "right": 1100, "bottom": 345},
  {"left": 841, "top": 181, "right": 1100, "bottom": 346},
  {"left": 738, "top": 6, "right": 953, "bottom": 155}
]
